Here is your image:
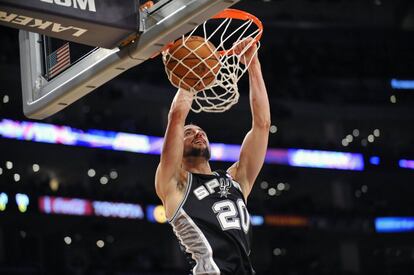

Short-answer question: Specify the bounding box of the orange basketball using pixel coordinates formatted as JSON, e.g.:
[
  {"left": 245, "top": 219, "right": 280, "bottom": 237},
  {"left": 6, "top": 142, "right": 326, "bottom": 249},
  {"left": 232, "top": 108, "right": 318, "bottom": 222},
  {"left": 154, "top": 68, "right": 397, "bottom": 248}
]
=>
[{"left": 164, "top": 36, "right": 221, "bottom": 92}]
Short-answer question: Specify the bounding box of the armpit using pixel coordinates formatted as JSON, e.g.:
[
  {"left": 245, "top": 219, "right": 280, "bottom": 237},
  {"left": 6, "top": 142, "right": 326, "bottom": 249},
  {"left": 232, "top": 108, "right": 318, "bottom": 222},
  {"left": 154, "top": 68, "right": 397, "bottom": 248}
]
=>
[
  {"left": 176, "top": 169, "right": 188, "bottom": 192},
  {"left": 226, "top": 161, "right": 239, "bottom": 179}
]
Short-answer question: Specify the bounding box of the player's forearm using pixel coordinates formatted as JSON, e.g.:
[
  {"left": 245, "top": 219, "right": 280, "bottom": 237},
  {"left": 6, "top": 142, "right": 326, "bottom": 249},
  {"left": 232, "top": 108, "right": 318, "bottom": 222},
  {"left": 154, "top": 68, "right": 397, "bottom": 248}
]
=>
[
  {"left": 248, "top": 59, "right": 271, "bottom": 129},
  {"left": 162, "top": 93, "right": 189, "bottom": 159},
  {"left": 160, "top": 90, "right": 192, "bottom": 173},
  {"left": 160, "top": 121, "right": 184, "bottom": 166}
]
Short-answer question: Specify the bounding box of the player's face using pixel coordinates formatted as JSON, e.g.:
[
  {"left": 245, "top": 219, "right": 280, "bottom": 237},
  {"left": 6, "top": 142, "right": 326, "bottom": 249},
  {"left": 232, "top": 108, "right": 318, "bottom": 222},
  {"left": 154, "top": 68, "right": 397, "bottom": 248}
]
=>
[{"left": 183, "top": 125, "right": 211, "bottom": 160}]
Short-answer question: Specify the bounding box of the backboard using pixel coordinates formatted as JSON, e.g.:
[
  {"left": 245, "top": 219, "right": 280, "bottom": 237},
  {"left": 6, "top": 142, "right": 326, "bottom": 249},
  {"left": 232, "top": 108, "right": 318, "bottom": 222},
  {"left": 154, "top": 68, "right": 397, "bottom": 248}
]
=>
[{"left": 15, "top": 0, "right": 241, "bottom": 119}]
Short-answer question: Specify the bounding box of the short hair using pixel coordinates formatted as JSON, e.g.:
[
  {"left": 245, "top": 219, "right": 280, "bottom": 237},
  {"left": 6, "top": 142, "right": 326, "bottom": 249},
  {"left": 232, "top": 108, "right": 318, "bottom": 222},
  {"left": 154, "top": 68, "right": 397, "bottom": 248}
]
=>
[{"left": 184, "top": 123, "right": 203, "bottom": 131}]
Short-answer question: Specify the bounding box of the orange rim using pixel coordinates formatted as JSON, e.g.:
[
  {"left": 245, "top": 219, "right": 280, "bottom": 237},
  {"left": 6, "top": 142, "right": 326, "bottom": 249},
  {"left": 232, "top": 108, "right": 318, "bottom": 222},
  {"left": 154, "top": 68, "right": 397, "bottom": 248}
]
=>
[
  {"left": 212, "top": 8, "right": 263, "bottom": 43},
  {"left": 161, "top": 9, "right": 263, "bottom": 56},
  {"left": 212, "top": 9, "right": 263, "bottom": 56}
]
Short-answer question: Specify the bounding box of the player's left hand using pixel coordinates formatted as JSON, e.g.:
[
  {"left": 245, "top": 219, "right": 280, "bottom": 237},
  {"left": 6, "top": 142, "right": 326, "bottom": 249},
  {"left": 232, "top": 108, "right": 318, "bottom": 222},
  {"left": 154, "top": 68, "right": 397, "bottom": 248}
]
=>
[{"left": 234, "top": 37, "right": 258, "bottom": 66}]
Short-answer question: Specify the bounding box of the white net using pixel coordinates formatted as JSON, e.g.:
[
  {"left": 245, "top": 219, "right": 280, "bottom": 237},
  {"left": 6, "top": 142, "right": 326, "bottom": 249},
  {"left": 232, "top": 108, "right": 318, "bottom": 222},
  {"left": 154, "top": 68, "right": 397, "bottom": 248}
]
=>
[{"left": 162, "top": 10, "right": 262, "bottom": 113}]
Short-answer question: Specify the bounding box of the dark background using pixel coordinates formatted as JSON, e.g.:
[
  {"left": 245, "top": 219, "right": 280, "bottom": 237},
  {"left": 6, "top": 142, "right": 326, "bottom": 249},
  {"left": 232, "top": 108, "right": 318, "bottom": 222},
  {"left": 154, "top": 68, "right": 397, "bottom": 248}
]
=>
[{"left": 1, "top": 0, "right": 414, "bottom": 274}]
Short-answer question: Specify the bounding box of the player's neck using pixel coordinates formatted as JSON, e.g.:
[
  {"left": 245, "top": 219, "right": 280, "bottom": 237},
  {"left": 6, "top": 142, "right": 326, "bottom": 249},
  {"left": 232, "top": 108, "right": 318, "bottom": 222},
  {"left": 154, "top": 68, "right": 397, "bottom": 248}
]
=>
[{"left": 182, "top": 157, "right": 212, "bottom": 174}]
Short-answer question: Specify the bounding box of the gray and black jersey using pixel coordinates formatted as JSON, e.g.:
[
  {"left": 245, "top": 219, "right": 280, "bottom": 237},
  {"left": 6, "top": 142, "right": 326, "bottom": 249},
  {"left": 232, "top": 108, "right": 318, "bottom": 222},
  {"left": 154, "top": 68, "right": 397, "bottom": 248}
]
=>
[{"left": 169, "top": 170, "right": 255, "bottom": 275}]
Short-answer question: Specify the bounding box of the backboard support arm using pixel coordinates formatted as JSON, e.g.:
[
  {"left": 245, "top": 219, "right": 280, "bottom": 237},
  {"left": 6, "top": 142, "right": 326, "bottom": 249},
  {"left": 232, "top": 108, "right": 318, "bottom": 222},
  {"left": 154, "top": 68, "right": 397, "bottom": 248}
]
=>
[{"left": 19, "top": 0, "right": 240, "bottom": 119}]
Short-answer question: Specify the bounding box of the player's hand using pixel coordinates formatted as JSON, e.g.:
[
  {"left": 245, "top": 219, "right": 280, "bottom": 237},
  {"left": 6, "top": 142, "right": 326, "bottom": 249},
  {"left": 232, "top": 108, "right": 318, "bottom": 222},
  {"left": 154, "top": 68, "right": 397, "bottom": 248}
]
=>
[
  {"left": 234, "top": 37, "right": 258, "bottom": 66},
  {"left": 171, "top": 88, "right": 193, "bottom": 115}
]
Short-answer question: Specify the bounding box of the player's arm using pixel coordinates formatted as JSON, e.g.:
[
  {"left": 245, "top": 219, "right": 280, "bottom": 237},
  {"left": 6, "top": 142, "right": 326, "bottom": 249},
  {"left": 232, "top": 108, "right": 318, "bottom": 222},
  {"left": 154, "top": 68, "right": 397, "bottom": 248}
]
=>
[
  {"left": 228, "top": 39, "right": 271, "bottom": 198},
  {"left": 155, "top": 89, "right": 193, "bottom": 202}
]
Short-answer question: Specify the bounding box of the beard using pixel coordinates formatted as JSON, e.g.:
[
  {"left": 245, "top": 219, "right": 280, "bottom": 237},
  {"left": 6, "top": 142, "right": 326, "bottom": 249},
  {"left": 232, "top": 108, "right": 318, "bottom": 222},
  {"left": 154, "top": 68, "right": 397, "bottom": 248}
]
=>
[{"left": 184, "top": 145, "right": 211, "bottom": 160}]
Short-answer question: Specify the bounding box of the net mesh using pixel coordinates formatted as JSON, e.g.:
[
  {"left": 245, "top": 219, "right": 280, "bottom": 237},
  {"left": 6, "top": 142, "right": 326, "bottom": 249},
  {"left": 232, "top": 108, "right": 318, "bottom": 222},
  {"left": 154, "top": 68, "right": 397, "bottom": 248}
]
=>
[{"left": 162, "top": 11, "right": 262, "bottom": 113}]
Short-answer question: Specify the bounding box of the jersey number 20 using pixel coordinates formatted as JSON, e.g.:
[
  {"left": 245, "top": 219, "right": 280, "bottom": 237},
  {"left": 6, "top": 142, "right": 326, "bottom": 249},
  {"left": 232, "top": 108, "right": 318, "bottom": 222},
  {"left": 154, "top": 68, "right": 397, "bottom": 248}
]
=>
[{"left": 212, "top": 199, "right": 250, "bottom": 233}]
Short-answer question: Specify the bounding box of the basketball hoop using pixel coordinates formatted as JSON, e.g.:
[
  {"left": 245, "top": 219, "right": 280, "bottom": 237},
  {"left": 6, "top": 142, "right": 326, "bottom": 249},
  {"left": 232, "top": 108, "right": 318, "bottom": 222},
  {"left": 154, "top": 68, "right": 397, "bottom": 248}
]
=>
[{"left": 162, "top": 9, "right": 263, "bottom": 113}]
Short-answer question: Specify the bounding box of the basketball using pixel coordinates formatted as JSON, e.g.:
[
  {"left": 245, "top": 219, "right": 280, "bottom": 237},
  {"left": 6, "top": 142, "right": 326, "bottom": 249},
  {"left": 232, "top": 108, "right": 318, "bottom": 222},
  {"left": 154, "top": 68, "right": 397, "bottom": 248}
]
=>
[{"left": 164, "top": 36, "right": 221, "bottom": 92}]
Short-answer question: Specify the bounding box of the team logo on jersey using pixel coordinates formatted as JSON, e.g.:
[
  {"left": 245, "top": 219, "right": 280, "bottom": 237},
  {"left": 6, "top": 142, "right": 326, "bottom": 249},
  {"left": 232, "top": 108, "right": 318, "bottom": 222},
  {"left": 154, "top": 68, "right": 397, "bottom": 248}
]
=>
[{"left": 219, "top": 178, "right": 231, "bottom": 198}]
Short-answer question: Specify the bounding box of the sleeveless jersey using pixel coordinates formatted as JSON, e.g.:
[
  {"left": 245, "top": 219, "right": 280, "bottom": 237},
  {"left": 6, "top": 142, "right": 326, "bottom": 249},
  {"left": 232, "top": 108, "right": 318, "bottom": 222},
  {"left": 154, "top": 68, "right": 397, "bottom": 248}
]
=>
[{"left": 168, "top": 170, "right": 255, "bottom": 275}]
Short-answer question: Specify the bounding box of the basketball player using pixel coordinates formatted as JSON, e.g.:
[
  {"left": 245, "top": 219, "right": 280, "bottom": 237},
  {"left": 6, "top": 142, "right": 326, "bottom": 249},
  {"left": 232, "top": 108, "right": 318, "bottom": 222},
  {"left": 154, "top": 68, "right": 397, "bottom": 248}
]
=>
[{"left": 155, "top": 38, "right": 270, "bottom": 275}]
